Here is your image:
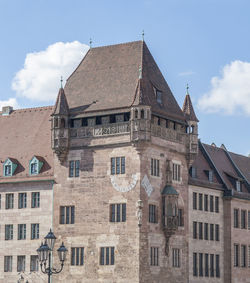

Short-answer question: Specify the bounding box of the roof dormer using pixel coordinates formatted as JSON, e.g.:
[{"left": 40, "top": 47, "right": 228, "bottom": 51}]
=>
[
  {"left": 29, "top": 156, "right": 44, "bottom": 175},
  {"left": 3, "top": 158, "right": 18, "bottom": 177}
]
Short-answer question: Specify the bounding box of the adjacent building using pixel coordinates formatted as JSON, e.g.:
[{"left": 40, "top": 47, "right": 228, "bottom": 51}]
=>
[{"left": 0, "top": 106, "right": 54, "bottom": 283}]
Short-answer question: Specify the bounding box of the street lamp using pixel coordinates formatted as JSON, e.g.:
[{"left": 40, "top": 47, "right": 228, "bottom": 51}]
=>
[{"left": 37, "top": 229, "right": 67, "bottom": 283}]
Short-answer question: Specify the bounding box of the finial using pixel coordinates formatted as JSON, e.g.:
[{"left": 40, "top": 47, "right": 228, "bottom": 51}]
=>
[
  {"left": 142, "top": 30, "right": 145, "bottom": 41},
  {"left": 139, "top": 66, "right": 142, "bottom": 79},
  {"left": 89, "top": 38, "right": 92, "bottom": 48},
  {"left": 60, "top": 76, "right": 63, "bottom": 88},
  {"left": 186, "top": 83, "right": 189, "bottom": 95}
]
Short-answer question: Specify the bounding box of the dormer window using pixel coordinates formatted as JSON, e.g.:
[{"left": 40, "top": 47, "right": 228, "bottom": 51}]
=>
[
  {"left": 156, "top": 90, "right": 162, "bottom": 104},
  {"left": 190, "top": 167, "right": 197, "bottom": 178},
  {"left": 3, "top": 158, "right": 17, "bottom": 177},
  {"left": 208, "top": 170, "right": 213, "bottom": 182},
  {"left": 236, "top": 180, "right": 241, "bottom": 192},
  {"left": 29, "top": 156, "right": 43, "bottom": 176}
]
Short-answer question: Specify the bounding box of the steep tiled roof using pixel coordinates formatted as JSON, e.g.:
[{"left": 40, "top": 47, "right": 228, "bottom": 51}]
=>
[
  {"left": 189, "top": 143, "right": 223, "bottom": 189},
  {"left": 202, "top": 143, "right": 249, "bottom": 193},
  {"left": 64, "top": 41, "right": 186, "bottom": 122},
  {"left": 0, "top": 106, "right": 54, "bottom": 182},
  {"left": 229, "top": 151, "right": 250, "bottom": 183},
  {"left": 182, "top": 94, "right": 199, "bottom": 122}
]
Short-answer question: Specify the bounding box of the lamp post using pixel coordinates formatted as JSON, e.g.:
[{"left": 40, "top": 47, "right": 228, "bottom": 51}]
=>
[{"left": 37, "top": 229, "right": 67, "bottom": 283}]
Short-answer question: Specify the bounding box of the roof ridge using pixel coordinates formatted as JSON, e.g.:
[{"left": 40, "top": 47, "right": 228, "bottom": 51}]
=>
[
  {"left": 91, "top": 40, "right": 143, "bottom": 50},
  {"left": 0, "top": 105, "right": 53, "bottom": 114}
]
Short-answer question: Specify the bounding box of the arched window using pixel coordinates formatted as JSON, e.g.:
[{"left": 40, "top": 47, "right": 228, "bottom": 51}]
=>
[
  {"left": 54, "top": 118, "right": 59, "bottom": 128},
  {"left": 191, "top": 125, "right": 195, "bottom": 133},
  {"left": 135, "top": 109, "right": 138, "bottom": 119},
  {"left": 141, "top": 109, "right": 144, "bottom": 119},
  {"left": 60, "top": 118, "right": 65, "bottom": 128}
]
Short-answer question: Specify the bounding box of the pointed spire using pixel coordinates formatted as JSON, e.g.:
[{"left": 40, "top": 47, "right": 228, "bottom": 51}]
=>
[
  {"left": 89, "top": 38, "right": 93, "bottom": 48},
  {"left": 142, "top": 30, "right": 145, "bottom": 41},
  {"left": 53, "top": 84, "right": 69, "bottom": 116},
  {"left": 182, "top": 85, "right": 199, "bottom": 122},
  {"left": 60, "top": 76, "right": 63, "bottom": 88}
]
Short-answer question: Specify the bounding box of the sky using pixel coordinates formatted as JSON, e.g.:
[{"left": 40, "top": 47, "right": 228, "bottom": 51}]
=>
[{"left": 0, "top": 0, "right": 249, "bottom": 156}]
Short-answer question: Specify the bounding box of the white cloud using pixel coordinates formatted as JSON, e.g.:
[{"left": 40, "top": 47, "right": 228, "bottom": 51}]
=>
[
  {"left": 198, "top": 60, "right": 250, "bottom": 116},
  {"left": 178, "top": 70, "right": 195, "bottom": 76},
  {"left": 0, "top": 98, "right": 19, "bottom": 109},
  {"left": 12, "top": 41, "right": 89, "bottom": 102}
]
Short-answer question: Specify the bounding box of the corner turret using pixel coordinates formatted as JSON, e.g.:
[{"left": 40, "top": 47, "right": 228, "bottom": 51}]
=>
[
  {"left": 182, "top": 85, "right": 199, "bottom": 166},
  {"left": 51, "top": 85, "right": 69, "bottom": 163}
]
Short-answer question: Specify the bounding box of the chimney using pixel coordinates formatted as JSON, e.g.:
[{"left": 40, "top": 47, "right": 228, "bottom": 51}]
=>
[{"left": 2, "top": 106, "right": 13, "bottom": 116}]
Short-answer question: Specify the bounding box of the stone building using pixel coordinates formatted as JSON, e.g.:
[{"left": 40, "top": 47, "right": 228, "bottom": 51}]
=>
[
  {"left": 51, "top": 41, "right": 198, "bottom": 283},
  {"left": 0, "top": 106, "right": 54, "bottom": 283},
  {"left": 0, "top": 40, "right": 249, "bottom": 283}
]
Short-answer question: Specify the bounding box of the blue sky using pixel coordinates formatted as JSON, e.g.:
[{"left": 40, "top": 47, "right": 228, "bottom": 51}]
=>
[{"left": 0, "top": 0, "right": 249, "bottom": 155}]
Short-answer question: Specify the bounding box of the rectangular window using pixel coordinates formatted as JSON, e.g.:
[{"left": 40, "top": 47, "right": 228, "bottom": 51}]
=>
[
  {"left": 210, "top": 224, "right": 214, "bottom": 241},
  {"left": 18, "top": 224, "right": 26, "bottom": 240},
  {"left": 215, "top": 196, "right": 219, "bottom": 213},
  {"left": 60, "top": 206, "right": 75, "bottom": 224},
  {"left": 234, "top": 209, "right": 239, "bottom": 228},
  {"left": 69, "top": 160, "right": 80, "bottom": 177},
  {"left": 199, "top": 194, "right": 203, "bottom": 210},
  {"left": 216, "top": 255, "right": 220, "bottom": 277},
  {"left": 5, "top": 225, "right": 13, "bottom": 240},
  {"left": 17, "top": 256, "right": 25, "bottom": 272},
  {"left": 18, "top": 193, "right": 27, "bottom": 209},
  {"left": 236, "top": 180, "right": 241, "bottom": 192},
  {"left": 110, "top": 203, "right": 126, "bottom": 223},
  {"left": 210, "top": 254, "right": 214, "bottom": 277},
  {"left": 193, "top": 192, "right": 197, "bottom": 210},
  {"left": 193, "top": 253, "right": 197, "bottom": 276},
  {"left": 151, "top": 158, "right": 160, "bottom": 177},
  {"left": 111, "top": 157, "right": 125, "bottom": 175},
  {"left": 5, "top": 193, "right": 14, "bottom": 209},
  {"left": 205, "top": 253, "right": 209, "bottom": 277},
  {"left": 31, "top": 224, "right": 39, "bottom": 239},
  {"left": 215, "top": 224, "right": 220, "bottom": 241},
  {"left": 149, "top": 204, "right": 158, "bottom": 223},
  {"left": 100, "top": 247, "right": 115, "bottom": 265},
  {"left": 31, "top": 192, "right": 40, "bottom": 208},
  {"left": 71, "top": 247, "right": 84, "bottom": 266},
  {"left": 156, "top": 90, "right": 162, "bottom": 104},
  {"left": 0, "top": 194, "right": 1, "bottom": 209},
  {"left": 30, "top": 255, "right": 39, "bottom": 272},
  {"left": 204, "top": 223, "right": 208, "bottom": 240},
  {"left": 178, "top": 208, "right": 184, "bottom": 227},
  {"left": 4, "top": 256, "right": 12, "bottom": 272},
  {"left": 248, "top": 211, "right": 250, "bottom": 230},
  {"left": 208, "top": 170, "right": 213, "bottom": 182},
  {"left": 234, "top": 244, "right": 239, "bottom": 267},
  {"left": 193, "top": 221, "right": 197, "bottom": 239},
  {"left": 150, "top": 247, "right": 159, "bottom": 266},
  {"left": 241, "top": 210, "right": 246, "bottom": 229},
  {"left": 5, "top": 165, "right": 12, "bottom": 176},
  {"left": 204, "top": 194, "right": 208, "bottom": 211},
  {"left": 17, "top": 255, "right": 25, "bottom": 272},
  {"left": 31, "top": 162, "right": 38, "bottom": 175},
  {"left": 172, "top": 163, "right": 181, "bottom": 181},
  {"left": 172, "top": 248, "right": 180, "bottom": 267},
  {"left": 248, "top": 246, "right": 250, "bottom": 267},
  {"left": 199, "top": 222, "right": 203, "bottom": 240},
  {"left": 241, "top": 245, "right": 246, "bottom": 267},
  {"left": 199, "top": 253, "right": 203, "bottom": 277},
  {"left": 210, "top": 195, "right": 214, "bottom": 212}
]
